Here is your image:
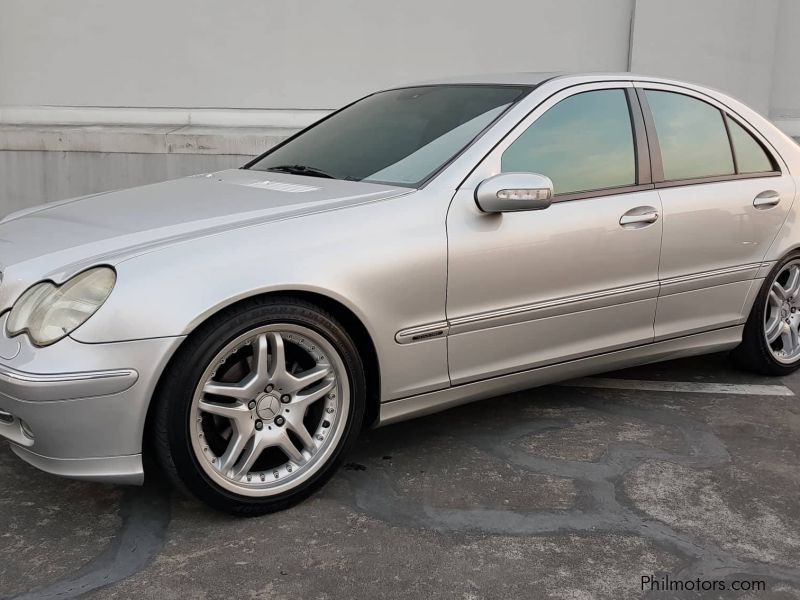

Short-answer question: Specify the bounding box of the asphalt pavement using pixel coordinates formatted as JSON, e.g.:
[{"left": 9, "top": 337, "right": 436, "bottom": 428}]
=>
[{"left": 2, "top": 352, "right": 800, "bottom": 599}]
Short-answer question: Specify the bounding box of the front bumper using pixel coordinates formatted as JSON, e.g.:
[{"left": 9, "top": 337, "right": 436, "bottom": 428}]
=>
[{"left": 0, "top": 317, "right": 184, "bottom": 484}]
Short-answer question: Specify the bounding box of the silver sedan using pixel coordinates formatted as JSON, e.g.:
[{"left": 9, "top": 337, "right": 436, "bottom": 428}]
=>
[{"left": 1, "top": 73, "right": 798, "bottom": 514}]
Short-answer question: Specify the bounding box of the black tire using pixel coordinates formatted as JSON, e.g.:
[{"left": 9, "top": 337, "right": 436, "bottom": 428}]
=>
[
  {"left": 150, "top": 296, "right": 366, "bottom": 516},
  {"left": 732, "top": 251, "right": 800, "bottom": 376}
]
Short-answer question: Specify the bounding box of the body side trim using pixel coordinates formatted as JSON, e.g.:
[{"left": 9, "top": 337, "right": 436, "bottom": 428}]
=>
[
  {"left": 659, "top": 262, "right": 762, "bottom": 296},
  {"left": 0, "top": 364, "right": 139, "bottom": 401},
  {"left": 378, "top": 326, "right": 743, "bottom": 426},
  {"left": 397, "top": 263, "right": 766, "bottom": 343},
  {"left": 395, "top": 321, "right": 450, "bottom": 344},
  {"left": 447, "top": 281, "right": 659, "bottom": 335}
]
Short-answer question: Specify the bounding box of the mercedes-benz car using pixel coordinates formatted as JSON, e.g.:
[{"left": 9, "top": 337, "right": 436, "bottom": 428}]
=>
[{"left": 1, "top": 73, "right": 798, "bottom": 514}]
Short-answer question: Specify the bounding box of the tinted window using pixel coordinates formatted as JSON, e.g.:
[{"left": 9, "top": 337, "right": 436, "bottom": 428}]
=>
[
  {"left": 501, "top": 90, "right": 636, "bottom": 195},
  {"left": 250, "top": 85, "right": 528, "bottom": 187},
  {"left": 728, "top": 118, "right": 774, "bottom": 174},
  {"left": 646, "top": 90, "right": 734, "bottom": 181}
]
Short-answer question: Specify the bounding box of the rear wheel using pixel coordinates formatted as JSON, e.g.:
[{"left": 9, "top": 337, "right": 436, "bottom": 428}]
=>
[
  {"left": 152, "top": 298, "right": 365, "bottom": 515},
  {"left": 732, "top": 253, "right": 800, "bottom": 375}
]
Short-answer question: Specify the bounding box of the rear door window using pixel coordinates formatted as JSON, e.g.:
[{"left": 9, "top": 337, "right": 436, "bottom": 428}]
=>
[{"left": 645, "top": 90, "right": 734, "bottom": 181}]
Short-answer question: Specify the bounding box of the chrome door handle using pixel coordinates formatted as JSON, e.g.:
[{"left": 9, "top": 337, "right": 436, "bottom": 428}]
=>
[
  {"left": 619, "top": 207, "right": 659, "bottom": 228},
  {"left": 754, "top": 190, "right": 780, "bottom": 209}
]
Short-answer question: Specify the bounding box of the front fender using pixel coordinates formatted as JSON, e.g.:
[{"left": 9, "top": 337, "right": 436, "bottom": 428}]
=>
[{"left": 72, "top": 192, "right": 451, "bottom": 402}]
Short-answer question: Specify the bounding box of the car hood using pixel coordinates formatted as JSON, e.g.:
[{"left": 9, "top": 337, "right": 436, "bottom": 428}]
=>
[{"left": 0, "top": 169, "right": 410, "bottom": 305}]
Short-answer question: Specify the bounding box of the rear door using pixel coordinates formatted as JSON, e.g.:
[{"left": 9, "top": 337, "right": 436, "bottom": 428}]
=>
[{"left": 635, "top": 84, "right": 795, "bottom": 340}]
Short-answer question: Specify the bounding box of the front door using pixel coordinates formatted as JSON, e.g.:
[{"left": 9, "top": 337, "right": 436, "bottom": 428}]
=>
[{"left": 446, "top": 83, "right": 664, "bottom": 385}]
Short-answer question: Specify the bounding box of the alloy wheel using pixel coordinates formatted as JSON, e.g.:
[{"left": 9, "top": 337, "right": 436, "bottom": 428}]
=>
[
  {"left": 764, "top": 260, "right": 800, "bottom": 364},
  {"left": 189, "top": 324, "right": 350, "bottom": 496}
]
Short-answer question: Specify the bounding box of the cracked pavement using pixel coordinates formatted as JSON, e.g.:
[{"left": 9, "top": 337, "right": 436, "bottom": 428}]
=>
[{"left": 2, "top": 352, "right": 800, "bottom": 599}]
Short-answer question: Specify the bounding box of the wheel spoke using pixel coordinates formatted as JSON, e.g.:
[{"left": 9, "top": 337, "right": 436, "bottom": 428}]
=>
[
  {"left": 232, "top": 436, "right": 264, "bottom": 480},
  {"left": 198, "top": 398, "right": 250, "bottom": 418},
  {"left": 287, "top": 365, "right": 331, "bottom": 393},
  {"left": 287, "top": 419, "right": 315, "bottom": 450},
  {"left": 786, "top": 266, "right": 800, "bottom": 299},
  {"left": 250, "top": 333, "right": 270, "bottom": 384},
  {"left": 768, "top": 289, "right": 783, "bottom": 309},
  {"left": 266, "top": 332, "right": 287, "bottom": 381},
  {"left": 218, "top": 427, "right": 253, "bottom": 473},
  {"left": 277, "top": 431, "right": 306, "bottom": 464},
  {"left": 766, "top": 315, "right": 783, "bottom": 344},
  {"left": 772, "top": 280, "right": 789, "bottom": 302},
  {"left": 203, "top": 381, "right": 254, "bottom": 401},
  {"left": 780, "top": 322, "right": 798, "bottom": 355},
  {"left": 789, "top": 324, "right": 800, "bottom": 356},
  {"left": 294, "top": 379, "right": 335, "bottom": 409}
]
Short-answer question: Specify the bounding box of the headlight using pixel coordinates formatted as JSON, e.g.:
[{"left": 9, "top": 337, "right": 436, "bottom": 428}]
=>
[{"left": 6, "top": 267, "right": 116, "bottom": 347}]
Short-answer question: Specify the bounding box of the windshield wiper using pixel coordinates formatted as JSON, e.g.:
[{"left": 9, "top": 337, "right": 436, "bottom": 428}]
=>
[{"left": 265, "top": 165, "right": 336, "bottom": 179}]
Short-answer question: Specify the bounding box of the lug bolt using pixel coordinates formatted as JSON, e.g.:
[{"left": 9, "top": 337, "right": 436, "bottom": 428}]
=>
[
  {"left": 326, "top": 407, "right": 335, "bottom": 414},
  {"left": 247, "top": 475, "right": 252, "bottom": 481},
  {"left": 255, "top": 420, "right": 264, "bottom": 430},
  {"left": 280, "top": 394, "right": 290, "bottom": 404},
  {"left": 260, "top": 473, "right": 266, "bottom": 481},
  {"left": 266, "top": 384, "right": 274, "bottom": 393},
  {"left": 273, "top": 470, "right": 279, "bottom": 478},
  {"left": 328, "top": 393, "right": 335, "bottom": 399},
  {"left": 274, "top": 416, "right": 285, "bottom": 426},
  {"left": 316, "top": 434, "right": 324, "bottom": 441},
  {"left": 248, "top": 400, "right": 257, "bottom": 409}
]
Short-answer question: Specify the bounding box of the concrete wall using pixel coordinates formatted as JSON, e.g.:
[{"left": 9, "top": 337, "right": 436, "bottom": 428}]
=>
[
  {"left": 0, "top": 0, "right": 633, "bottom": 109},
  {"left": 0, "top": 151, "right": 247, "bottom": 218},
  {"left": 630, "top": 0, "right": 782, "bottom": 115},
  {"left": 771, "top": 0, "right": 800, "bottom": 121},
  {"left": 1, "top": 0, "right": 799, "bottom": 218}
]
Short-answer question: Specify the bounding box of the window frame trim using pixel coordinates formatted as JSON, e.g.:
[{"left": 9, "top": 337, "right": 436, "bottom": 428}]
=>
[{"left": 636, "top": 85, "right": 782, "bottom": 187}]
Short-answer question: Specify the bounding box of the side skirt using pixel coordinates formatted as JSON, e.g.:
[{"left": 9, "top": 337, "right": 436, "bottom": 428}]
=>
[{"left": 377, "top": 326, "right": 743, "bottom": 427}]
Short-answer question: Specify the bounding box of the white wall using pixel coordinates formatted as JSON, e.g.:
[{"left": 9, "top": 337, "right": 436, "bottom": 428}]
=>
[
  {"left": 1, "top": 0, "right": 799, "bottom": 216},
  {"left": 630, "top": 0, "right": 781, "bottom": 114},
  {"left": 771, "top": 0, "right": 800, "bottom": 121},
  {"left": 3, "top": 0, "right": 797, "bottom": 120},
  {"left": 0, "top": 0, "right": 633, "bottom": 110}
]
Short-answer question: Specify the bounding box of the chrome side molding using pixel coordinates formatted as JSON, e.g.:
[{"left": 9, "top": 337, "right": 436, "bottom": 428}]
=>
[{"left": 395, "top": 322, "right": 449, "bottom": 345}]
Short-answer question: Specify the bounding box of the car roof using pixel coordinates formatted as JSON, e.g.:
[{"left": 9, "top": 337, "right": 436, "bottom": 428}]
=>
[
  {"left": 408, "top": 72, "right": 564, "bottom": 86},
  {"left": 402, "top": 71, "right": 709, "bottom": 91}
]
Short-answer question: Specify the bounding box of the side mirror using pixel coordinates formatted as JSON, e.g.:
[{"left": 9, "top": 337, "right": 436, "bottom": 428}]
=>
[{"left": 474, "top": 173, "right": 554, "bottom": 213}]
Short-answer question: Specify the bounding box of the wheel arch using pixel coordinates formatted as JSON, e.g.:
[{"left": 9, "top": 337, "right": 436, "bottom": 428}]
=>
[{"left": 143, "top": 289, "right": 382, "bottom": 464}]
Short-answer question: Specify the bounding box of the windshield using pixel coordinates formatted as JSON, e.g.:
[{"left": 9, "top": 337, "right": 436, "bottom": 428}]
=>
[{"left": 248, "top": 85, "right": 531, "bottom": 187}]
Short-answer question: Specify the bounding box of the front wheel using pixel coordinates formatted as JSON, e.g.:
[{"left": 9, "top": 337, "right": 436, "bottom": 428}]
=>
[
  {"left": 152, "top": 298, "right": 366, "bottom": 515},
  {"left": 732, "top": 253, "right": 800, "bottom": 376}
]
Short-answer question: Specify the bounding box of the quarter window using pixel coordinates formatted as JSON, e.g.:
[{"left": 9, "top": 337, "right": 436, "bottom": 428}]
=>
[
  {"left": 645, "top": 90, "right": 734, "bottom": 181},
  {"left": 727, "top": 118, "right": 774, "bottom": 174},
  {"left": 501, "top": 89, "right": 636, "bottom": 195}
]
